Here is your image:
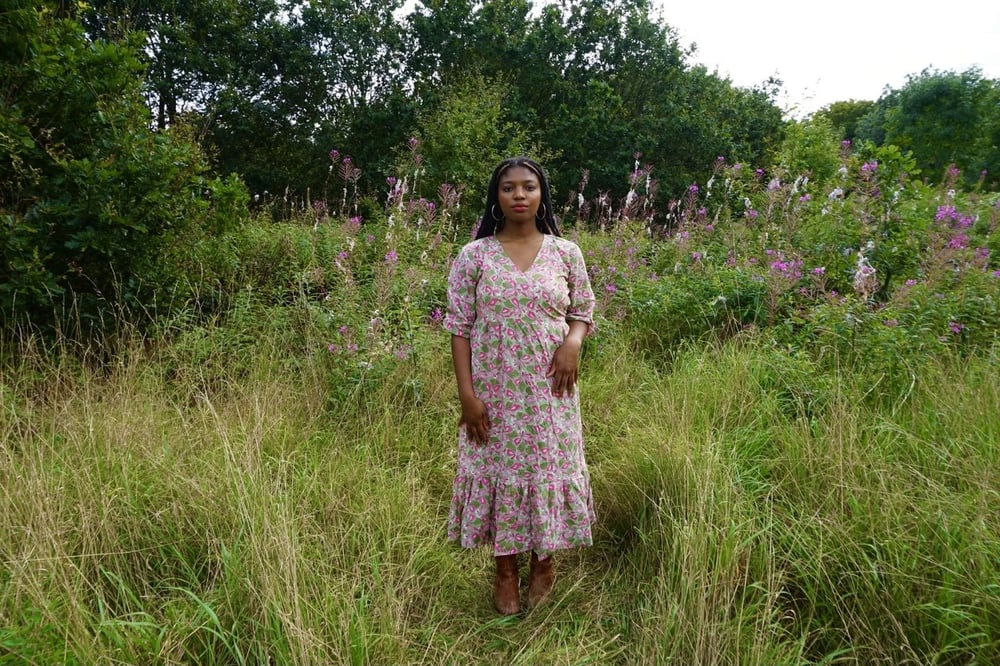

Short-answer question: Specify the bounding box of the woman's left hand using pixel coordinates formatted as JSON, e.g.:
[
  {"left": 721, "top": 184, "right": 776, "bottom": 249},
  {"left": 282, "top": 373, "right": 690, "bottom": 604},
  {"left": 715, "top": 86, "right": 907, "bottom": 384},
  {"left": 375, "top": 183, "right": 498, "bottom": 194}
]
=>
[{"left": 547, "top": 338, "right": 581, "bottom": 398}]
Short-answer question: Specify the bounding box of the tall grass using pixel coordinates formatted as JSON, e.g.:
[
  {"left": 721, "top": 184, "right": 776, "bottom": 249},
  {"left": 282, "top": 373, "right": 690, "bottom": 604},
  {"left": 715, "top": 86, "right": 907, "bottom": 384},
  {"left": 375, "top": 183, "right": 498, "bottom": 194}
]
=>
[
  {"left": 2, "top": 311, "right": 998, "bottom": 664},
  {"left": 3, "top": 147, "right": 998, "bottom": 663}
]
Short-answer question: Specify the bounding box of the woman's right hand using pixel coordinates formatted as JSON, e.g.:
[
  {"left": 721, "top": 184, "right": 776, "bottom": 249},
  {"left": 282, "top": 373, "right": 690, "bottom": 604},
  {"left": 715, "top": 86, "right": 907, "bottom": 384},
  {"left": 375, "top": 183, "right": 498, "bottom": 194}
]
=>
[{"left": 459, "top": 395, "right": 491, "bottom": 445}]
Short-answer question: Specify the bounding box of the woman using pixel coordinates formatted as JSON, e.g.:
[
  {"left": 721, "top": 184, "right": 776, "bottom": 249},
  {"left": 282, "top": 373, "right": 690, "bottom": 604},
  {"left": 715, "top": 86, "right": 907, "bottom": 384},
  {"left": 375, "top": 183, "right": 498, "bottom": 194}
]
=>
[{"left": 443, "top": 157, "right": 596, "bottom": 615}]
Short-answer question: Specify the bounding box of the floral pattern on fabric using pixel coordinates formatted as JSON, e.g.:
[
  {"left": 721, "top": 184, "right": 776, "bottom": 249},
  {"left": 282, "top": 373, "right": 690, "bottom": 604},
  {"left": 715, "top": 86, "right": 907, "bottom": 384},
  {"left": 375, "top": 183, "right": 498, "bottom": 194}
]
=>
[{"left": 444, "top": 234, "right": 597, "bottom": 558}]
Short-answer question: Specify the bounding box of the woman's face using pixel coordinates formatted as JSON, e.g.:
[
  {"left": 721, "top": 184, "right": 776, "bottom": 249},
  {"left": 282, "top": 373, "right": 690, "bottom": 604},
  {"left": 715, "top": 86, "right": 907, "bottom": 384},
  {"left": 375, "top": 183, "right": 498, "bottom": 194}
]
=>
[{"left": 497, "top": 165, "right": 541, "bottom": 224}]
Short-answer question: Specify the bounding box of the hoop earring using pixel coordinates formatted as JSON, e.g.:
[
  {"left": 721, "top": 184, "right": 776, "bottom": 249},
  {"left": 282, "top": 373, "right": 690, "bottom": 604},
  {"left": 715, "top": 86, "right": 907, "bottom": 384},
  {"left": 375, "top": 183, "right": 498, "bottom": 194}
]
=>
[
  {"left": 535, "top": 203, "right": 547, "bottom": 221},
  {"left": 491, "top": 204, "right": 503, "bottom": 222}
]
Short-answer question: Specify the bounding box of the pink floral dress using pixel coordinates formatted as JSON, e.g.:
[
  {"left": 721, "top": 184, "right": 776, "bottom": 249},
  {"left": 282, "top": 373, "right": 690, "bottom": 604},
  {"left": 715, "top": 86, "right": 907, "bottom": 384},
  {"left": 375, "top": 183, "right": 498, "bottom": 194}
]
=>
[{"left": 444, "top": 234, "right": 596, "bottom": 558}]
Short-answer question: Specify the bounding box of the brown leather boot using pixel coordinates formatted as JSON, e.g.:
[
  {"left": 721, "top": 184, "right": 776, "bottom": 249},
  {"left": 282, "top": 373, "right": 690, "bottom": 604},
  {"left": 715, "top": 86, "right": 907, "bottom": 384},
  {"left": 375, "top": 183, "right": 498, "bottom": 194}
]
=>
[
  {"left": 493, "top": 554, "right": 520, "bottom": 615},
  {"left": 527, "top": 551, "right": 554, "bottom": 609}
]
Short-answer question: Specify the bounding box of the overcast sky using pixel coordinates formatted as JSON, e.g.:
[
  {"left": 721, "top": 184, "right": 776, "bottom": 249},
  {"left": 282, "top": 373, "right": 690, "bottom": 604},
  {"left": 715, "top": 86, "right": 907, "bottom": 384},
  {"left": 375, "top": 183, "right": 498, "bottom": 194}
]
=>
[{"left": 656, "top": 0, "right": 1000, "bottom": 116}]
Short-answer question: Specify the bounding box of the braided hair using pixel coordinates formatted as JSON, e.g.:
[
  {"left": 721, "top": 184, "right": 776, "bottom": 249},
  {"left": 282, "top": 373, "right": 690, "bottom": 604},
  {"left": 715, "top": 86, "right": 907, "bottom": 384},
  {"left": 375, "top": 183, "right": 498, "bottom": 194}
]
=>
[{"left": 475, "top": 157, "right": 560, "bottom": 239}]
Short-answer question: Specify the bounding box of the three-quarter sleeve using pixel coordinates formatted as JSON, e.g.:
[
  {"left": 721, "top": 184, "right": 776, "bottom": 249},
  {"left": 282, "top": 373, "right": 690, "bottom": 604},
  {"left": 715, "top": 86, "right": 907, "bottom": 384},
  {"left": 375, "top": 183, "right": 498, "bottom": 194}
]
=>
[
  {"left": 444, "top": 244, "right": 479, "bottom": 338},
  {"left": 564, "top": 243, "right": 596, "bottom": 329}
]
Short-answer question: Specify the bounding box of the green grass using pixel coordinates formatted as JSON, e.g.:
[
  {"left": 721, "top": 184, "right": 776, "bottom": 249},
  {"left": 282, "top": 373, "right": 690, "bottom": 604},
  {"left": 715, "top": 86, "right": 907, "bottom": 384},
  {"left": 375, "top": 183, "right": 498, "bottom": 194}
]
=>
[{"left": 2, "top": 316, "right": 998, "bottom": 665}]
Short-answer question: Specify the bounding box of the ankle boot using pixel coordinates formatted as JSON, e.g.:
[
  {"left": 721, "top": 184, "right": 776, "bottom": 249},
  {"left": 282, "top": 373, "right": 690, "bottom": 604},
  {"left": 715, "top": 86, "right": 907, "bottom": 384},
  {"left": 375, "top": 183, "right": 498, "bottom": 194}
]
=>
[
  {"left": 493, "top": 554, "right": 520, "bottom": 615},
  {"left": 527, "top": 551, "right": 554, "bottom": 609}
]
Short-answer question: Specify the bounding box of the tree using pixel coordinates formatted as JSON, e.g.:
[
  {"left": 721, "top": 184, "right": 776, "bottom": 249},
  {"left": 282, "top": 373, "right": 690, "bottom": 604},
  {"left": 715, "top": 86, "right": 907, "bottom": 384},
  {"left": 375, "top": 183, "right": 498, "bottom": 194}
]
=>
[
  {"left": 813, "top": 99, "right": 877, "bottom": 142},
  {"left": 82, "top": 0, "right": 414, "bottom": 198},
  {"left": 856, "top": 68, "right": 999, "bottom": 183},
  {"left": 1, "top": 3, "right": 244, "bottom": 329},
  {"left": 408, "top": 73, "right": 542, "bottom": 198}
]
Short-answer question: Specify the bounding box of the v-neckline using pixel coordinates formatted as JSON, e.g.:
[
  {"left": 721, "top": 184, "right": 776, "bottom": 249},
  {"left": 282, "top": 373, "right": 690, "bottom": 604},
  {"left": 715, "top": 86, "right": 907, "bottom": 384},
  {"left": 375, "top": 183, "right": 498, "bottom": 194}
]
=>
[{"left": 495, "top": 234, "right": 545, "bottom": 273}]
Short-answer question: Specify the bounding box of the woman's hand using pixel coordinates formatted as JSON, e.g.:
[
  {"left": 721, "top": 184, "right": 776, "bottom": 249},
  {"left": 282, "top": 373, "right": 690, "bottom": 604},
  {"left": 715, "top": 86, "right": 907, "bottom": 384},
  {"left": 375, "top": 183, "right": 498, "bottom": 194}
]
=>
[
  {"left": 459, "top": 395, "right": 491, "bottom": 445},
  {"left": 548, "top": 320, "right": 588, "bottom": 398},
  {"left": 547, "top": 338, "right": 581, "bottom": 398}
]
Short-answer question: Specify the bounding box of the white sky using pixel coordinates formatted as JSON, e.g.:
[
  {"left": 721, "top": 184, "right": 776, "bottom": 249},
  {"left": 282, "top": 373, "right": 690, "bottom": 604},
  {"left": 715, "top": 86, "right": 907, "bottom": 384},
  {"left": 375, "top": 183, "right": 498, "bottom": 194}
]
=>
[{"left": 655, "top": 0, "right": 1000, "bottom": 117}]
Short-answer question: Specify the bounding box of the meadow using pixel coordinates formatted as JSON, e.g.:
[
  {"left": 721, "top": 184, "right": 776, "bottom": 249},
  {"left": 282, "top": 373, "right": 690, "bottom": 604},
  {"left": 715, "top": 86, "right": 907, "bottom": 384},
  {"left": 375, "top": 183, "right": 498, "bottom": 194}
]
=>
[{"left": 2, "top": 149, "right": 999, "bottom": 664}]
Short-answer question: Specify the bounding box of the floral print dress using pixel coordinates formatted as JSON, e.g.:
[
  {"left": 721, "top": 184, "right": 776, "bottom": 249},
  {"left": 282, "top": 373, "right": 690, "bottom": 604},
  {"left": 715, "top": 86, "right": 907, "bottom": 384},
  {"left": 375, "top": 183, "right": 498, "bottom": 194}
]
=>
[{"left": 444, "top": 234, "right": 596, "bottom": 558}]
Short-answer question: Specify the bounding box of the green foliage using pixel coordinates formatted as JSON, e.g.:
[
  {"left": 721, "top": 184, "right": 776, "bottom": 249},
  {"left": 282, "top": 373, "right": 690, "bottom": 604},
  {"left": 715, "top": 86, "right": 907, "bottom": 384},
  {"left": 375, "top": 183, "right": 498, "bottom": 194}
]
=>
[
  {"left": 775, "top": 116, "right": 841, "bottom": 185},
  {"left": 812, "top": 99, "right": 878, "bottom": 141},
  {"left": 856, "top": 68, "right": 1000, "bottom": 185},
  {"left": 1, "top": 6, "right": 249, "bottom": 330},
  {"left": 617, "top": 264, "right": 768, "bottom": 358},
  {"left": 74, "top": 0, "right": 786, "bottom": 206},
  {"left": 405, "top": 72, "right": 546, "bottom": 197}
]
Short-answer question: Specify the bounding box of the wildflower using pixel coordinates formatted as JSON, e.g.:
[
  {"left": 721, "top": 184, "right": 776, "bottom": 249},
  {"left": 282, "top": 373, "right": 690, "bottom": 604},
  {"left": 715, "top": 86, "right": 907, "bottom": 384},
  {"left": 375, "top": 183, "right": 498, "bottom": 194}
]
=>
[
  {"left": 688, "top": 183, "right": 699, "bottom": 194},
  {"left": 947, "top": 234, "right": 969, "bottom": 250},
  {"left": 905, "top": 279, "right": 917, "bottom": 286},
  {"left": 948, "top": 321, "right": 965, "bottom": 334},
  {"left": 992, "top": 270, "right": 1000, "bottom": 278},
  {"left": 935, "top": 205, "right": 957, "bottom": 223},
  {"left": 841, "top": 140, "right": 852, "bottom": 149},
  {"left": 853, "top": 252, "right": 878, "bottom": 300},
  {"left": 861, "top": 161, "right": 878, "bottom": 174},
  {"left": 691, "top": 251, "right": 702, "bottom": 261},
  {"left": 799, "top": 194, "right": 811, "bottom": 202},
  {"left": 408, "top": 136, "right": 419, "bottom": 150},
  {"left": 347, "top": 216, "right": 362, "bottom": 232},
  {"left": 828, "top": 188, "right": 844, "bottom": 200},
  {"left": 329, "top": 148, "right": 340, "bottom": 161},
  {"left": 346, "top": 343, "right": 359, "bottom": 353},
  {"left": 767, "top": 178, "right": 781, "bottom": 191},
  {"left": 430, "top": 307, "right": 443, "bottom": 323},
  {"left": 745, "top": 209, "right": 759, "bottom": 220},
  {"left": 337, "top": 250, "right": 349, "bottom": 262},
  {"left": 754, "top": 168, "right": 765, "bottom": 179},
  {"left": 812, "top": 266, "right": 825, "bottom": 275},
  {"left": 395, "top": 345, "right": 413, "bottom": 360},
  {"left": 328, "top": 343, "right": 339, "bottom": 353},
  {"left": 384, "top": 250, "right": 398, "bottom": 264},
  {"left": 606, "top": 284, "right": 618, "bottom": 293},
  {"left": 884, "top": 318, "right": 898, "bottom": 327}
]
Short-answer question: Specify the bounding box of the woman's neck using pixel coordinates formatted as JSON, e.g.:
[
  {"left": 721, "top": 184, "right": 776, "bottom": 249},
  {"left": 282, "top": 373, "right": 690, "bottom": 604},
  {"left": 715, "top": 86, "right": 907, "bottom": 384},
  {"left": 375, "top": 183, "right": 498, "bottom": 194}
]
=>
[{"left": 496, "top": 221, "right": 542, "bottom": 240}]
